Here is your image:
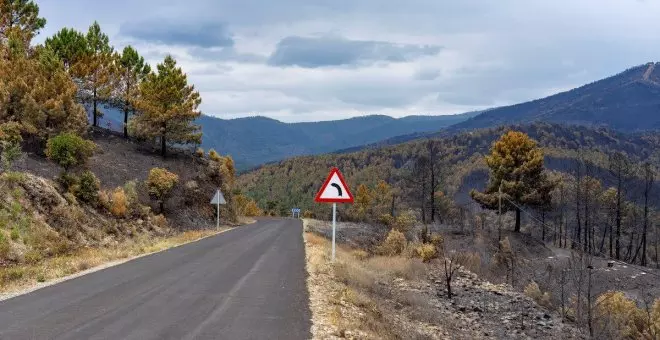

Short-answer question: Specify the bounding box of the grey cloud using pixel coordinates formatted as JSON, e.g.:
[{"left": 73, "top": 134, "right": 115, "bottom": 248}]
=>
[
  {"left": 189, "top": 47, "right": 266, "bottom": 63},
  {"left": 267, "top": 36, "right": 441, "bottom": 68},
  {"left": 119, "top": 20, "right": 234, "bottom": 48}
]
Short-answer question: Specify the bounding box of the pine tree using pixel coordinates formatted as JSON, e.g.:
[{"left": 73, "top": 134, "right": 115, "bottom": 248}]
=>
[
  {"left": 0, "top": 42, "right": 86, "bottom": 140},
  {"left": 0, "top": 0, "right": 46, "bottom": 45},
  {"left": 115, "top": 45, "right": 150, "bottom": 137},
  {"left": 44, "top": 27, "right": 88, "bottom": 71},
  {"left": 78, "top": 21, "right": 115, "bottom": 127},
  {"left": 131, "top": 55, "right": 202, "bottom": 157},
  {"left": 470, "top": 131, "right": 555, "bottom": 232}
]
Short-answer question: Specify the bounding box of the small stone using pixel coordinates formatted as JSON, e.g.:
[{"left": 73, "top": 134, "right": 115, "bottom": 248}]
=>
[
  {"left": 459, "top": 306, "right": 466, "bottom": 312},
  {"left": 543, "top": 313, "right": 551, "bottom": 319},
  {"left": 473, "top": 306, "right": 483, "bottom": 313}
]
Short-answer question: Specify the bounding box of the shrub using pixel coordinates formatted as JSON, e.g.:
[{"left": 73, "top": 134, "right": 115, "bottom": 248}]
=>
[
  {"left": 524, "top": 281, "right": 551, "bottom": 308},
  {"left": 63, "top": 192, "right": 77, "bottom": 205},
  {"left": 208, "top": 149, "right": 221, "bottom": 162},
  {"left": 0, "top": 122, "right": 23, "bottom": 172},
  {"left": 595, "top": 291, "right": 647, "bottom": 338},
  {"left": 110, "top": 187, "right": 128, "bottom": 218},
  {"left": 379, "top": 213, "right": 394, "bottom": 226},
  {"left": 98, "top": 190, "right": 111, "bottom": 210},
  {"left": 429, "top": 233, "right": 444, "bottom": 256},
  {"left": 75, "top": 170, "right": 99, "bottom": 204},
  {"left": 183, "top": 180, "right": 200, "bottom": 206},
  {"left": 10, "top": 228, "right": 19, "bottom": 241},
  {"left": 415, "top": 244, "right": 437, "bottom": 262},
  {"left": 243, "top": 199, "right": 262, "bottom": 216},
  {"left": 58, "top": 172, "right": 79, "bottom": 191},
  {"left": 146, "top": 168, "right": 179, "bottom": 213},
  {"left": 152, "top": 214, "right": 168, "bottom": 229},
  {"left": 123, "top": 180, "right": 138, "bottom": 213},
  {"left": 303, "top": 210, "right": 314, "bottom": 219},
  {"left": 378, "top": 229, "right": 407, "bottom": 256},
  {"left": 0, "top": 232, "right": 10, "bottom": 259},
  {"left": 392, "top": 210, "right": 416, "bottom": 233},
  {"left": 195, "top": 147, "right": 205, "bottom": 158},
  {"left": 45, "top": 132, "right": 95, "bottom": 171},
  {"left": 352, "top": 250, "right": 369, "bottom": 261}
]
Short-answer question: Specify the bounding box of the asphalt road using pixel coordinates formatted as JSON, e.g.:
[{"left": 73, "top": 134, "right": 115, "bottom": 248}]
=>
[{"left": 0, "top": 219, "right": 311, "bottom": 340}]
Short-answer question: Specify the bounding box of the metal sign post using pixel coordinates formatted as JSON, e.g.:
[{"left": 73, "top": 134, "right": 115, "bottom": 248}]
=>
[
  {"left": 332, "top": 203, "right": 337, "bottom": 261},
  {"left": 314, "top": 167, "right": 354, "bottom": 262},
  {"left": 210, "top": 189, "right": 227, "bottom": 230}
]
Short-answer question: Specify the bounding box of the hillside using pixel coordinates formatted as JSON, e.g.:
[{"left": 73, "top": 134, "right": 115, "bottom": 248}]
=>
[
  {"left": 449, "top": 62, "right": 660, "bottom": 133},
  {"left": 15, "top": 129, "right": 242, "bottom": 230},
  {"left": 237, "top": 123, "right": 660, "bottom": 217}
]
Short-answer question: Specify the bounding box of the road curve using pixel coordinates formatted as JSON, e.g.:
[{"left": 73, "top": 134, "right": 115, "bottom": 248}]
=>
[{"left": 0, "top": 218, "right": 311, "bottom": 340}]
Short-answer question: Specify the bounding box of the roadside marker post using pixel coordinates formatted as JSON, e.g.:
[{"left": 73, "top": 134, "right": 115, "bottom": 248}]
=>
[
  {"left": 210, "top": 189, "right": 227, "bottom": 230},
  {"left": 314, "top": 167, "right": 354, "bottom": 262}
]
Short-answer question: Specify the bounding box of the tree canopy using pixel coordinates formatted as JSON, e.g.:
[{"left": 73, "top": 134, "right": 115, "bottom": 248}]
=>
[
  {"left": 470, "top": 130, "right": 555, "bottom": 232},
  {"left": 115, "top": 45, "right": 150, "bottom": 137},
  {"left": 130, "top": 55, "right": 202, "bottom": 157}
]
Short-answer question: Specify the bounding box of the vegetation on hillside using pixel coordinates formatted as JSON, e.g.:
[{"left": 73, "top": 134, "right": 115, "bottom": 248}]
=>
[
  {"left": 0, "top": 0, "right": 260, "bottom": 289},
  {"left": 240, "top": 123, "right": 660, "bottom": 269}
]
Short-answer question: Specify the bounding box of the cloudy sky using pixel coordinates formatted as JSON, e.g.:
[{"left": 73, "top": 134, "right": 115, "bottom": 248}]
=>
[{"left": 36, "top": 0, "right": 660, "bottom": 122}]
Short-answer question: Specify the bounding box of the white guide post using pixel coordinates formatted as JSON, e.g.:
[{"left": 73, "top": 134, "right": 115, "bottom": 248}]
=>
[
  {"left": 332, "top": 203, "right": 337, "bottom": 262},
  {"left": 216, "top": 189, "right": 220, "bottom": 230}
]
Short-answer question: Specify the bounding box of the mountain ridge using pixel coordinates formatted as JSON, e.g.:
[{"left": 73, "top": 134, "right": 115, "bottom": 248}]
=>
[{"left": 448, "top": 62, "right": 660, "bottom": 133}]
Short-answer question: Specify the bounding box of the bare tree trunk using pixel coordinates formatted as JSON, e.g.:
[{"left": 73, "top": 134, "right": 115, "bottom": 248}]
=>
[
  {"left": 514, "top": 208, "right": 521, "bottom": 232},
  {"left": 587, "top": 265, "right": 593, "bottom": 337},
  {"left": 93, "top": 87, "right": 98, "bottom": 127},
  {"left": 430, "top": 163, "right": 436, "bottom": 222},
  {"left": 541, "top": 210, "right": 546, "bottom": 242},
  {"left": 161, "top": 122, "right": 167, "bottom": 157},
  {"left": 641, "top": 163, "right": 653, "bottom": 266},
  {"left": 599, "top": 226, "right": 607, "bottom": 255},
  {"left": 560, "top": 269, "right": 566, "bottom": 322},
  {"left": 123, "top": 98, "right": 130, "bottom": 138}
]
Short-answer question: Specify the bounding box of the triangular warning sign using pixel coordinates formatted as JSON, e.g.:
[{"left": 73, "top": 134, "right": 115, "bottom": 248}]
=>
[{"left": 315, "top": 167, "right": 354, "bottom": 203}]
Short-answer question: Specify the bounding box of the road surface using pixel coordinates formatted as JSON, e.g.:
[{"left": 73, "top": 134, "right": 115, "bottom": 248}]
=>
[{"left": 0, "top": 219, "right": 311, "bottom": 340}]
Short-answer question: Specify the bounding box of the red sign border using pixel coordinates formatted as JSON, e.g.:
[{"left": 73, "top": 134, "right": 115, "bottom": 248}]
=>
[{"left": 314, "top": 167, "right": 354, "bottom": 203}]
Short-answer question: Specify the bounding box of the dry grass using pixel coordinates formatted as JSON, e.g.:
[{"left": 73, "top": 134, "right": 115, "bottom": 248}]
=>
[
  {"left": 304, "top": 230, "right": 434, "bottom": 340},
  {"left": 0, "top": 229, "right": 225, "bottom": 294}
]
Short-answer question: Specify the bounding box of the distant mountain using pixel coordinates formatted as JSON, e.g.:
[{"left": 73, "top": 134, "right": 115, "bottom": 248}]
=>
[
  {"left": 449, "top": 62, "right": 660, "bottom": 133},
  {"left": 198, "top": 112, "right": 479, "bottom": 169}
]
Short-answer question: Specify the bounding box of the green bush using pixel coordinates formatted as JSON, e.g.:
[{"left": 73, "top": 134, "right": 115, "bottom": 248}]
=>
[
  {"left": 58, "top": 172, "right": 79, "bottom": 191},
  {"left": 45, "top": 132, "right": 95, "bottom": 171},
  {"left": 75, "top": 170, "right": 99, "bottom": 204},
  {"left": 0, "top": 232, "right": 10, "bottom": 259},
  {"left": 10, "top": 228, "right": 19, "bottom": 241},
  {"left": 123, "top": 180, "right": 139, "bottom": 213}
]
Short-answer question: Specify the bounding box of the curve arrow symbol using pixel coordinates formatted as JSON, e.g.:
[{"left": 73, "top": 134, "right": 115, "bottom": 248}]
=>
[{"left": 331, "top": 183, "right": 343, "bottom": 196}]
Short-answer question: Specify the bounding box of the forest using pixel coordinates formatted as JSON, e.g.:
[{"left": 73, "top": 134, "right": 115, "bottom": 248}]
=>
[{"left": 239, "top": 122, "right": 660, "bottom": 268}]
